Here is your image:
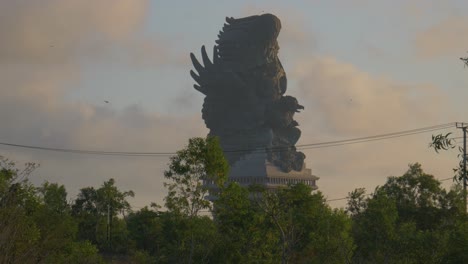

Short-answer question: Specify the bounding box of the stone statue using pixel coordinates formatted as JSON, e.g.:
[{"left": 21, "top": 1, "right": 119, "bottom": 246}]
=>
[{"left": 190, "top": 14, "right": 305, "bottom": 173}]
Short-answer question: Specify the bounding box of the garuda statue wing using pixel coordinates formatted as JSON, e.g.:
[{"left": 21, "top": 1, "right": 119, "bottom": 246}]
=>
[
  {"left": 190, "top": 45, "right": 244, "bottom": 96},
  {"left": 190, "top": 46, "right": 258, "bottom": 133}
]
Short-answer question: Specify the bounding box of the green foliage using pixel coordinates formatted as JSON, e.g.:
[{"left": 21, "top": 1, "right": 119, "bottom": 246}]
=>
[
  {"left": 430, "top": 132, "right": 455, "bottom": 153},
  {"left": 0, "top": 157, "right": 42, "bottom": 263},
  {"left": 0, "top": 156, "right": 102, "bottom": 263},
  {"left": 72, "top": 178, "right": 134, "bottom": 253},
  {"left": 351, "top": 163, "right": 466, "bottom": 263},
  {"left": 43, "top": 241, "right": 105, "bottom": 264},
  {"left": 461, "top": 56, "right": 468, "bottom": 67},
  {"left": 4, "top": 149, "right": 468, "bottom": 263},
  {"left": 258, "top": 184, "right": 354, "bottom": 264},
  {"left": 161, "top": 137, "right": 229, "bottom": 263},
  {"left": 38, "top": 181, "right": 69, "bottom": 214},
  {"left": 444, "top": 220, "right": 468, "bottom": 263},
  {"left": 213, "top": 182, "right": 277, "bottom": 263},
  {"left": 154, "top": 212, "right": 219, "bottom": 264},
  {"left": 73, "top": 179, "right": 134, "bottom": 218},
  {"left": 164, "top": 136, "right": 228, "bottom": 216},
  {"left": 130, "top": 250, "right": 157, "bottom": 264},
  {"left": 430, "top": 132, "right": 466, "bottom": 183},
  {"left": 127, "top": 206, "right": 162, "bottom": 255},
  {"left": 346, "top": 188, "right": 367, "bottom": 217},
  {"left": 351, "top": 193, "right": 398, "bottom": 262}
]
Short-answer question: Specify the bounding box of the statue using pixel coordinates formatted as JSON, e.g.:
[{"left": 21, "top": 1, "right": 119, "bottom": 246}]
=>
[{"left": 190, "top": 14, "right": 306, "bottom": 173}]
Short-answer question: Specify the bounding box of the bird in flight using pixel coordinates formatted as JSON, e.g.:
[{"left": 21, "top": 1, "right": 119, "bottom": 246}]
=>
[{"left": 104, "top": 101, "right": 109, "bottom": 104}]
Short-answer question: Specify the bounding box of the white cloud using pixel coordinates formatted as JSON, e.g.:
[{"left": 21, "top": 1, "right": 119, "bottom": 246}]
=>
[
  {"left": 286, "top": 55, "right": 457, "bottom": 207},
  {"left": 415, "top": 16, "right": 468, "bottom": 59},
  {"left": 0, "top": 0, "right": 207, "bottom": 208},
  {"left": 291, "top": 56, "right": 449, "bottom": 136}
]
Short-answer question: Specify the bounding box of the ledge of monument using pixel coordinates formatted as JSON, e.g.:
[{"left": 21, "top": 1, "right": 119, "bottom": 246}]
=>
[
  {"left": 265, "top": 162, "right": 319, "bottom": 180},
  {"left": 228, "top": 152, "right": 319, "bottom": 180}
]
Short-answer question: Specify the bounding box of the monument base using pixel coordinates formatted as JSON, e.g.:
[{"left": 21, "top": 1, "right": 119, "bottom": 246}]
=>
[{"left": 204, "top": 150, "right": 318, "bottom": 191}]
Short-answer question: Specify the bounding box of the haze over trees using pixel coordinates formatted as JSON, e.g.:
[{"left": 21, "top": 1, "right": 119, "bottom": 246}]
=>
[{"left": 1, "top": 137, "right": 468, "bottom": 263}]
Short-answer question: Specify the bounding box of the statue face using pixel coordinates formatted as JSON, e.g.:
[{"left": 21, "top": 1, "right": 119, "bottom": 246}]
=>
[{"left": 265, "top": 41, "right": 280, "bottom": 63}]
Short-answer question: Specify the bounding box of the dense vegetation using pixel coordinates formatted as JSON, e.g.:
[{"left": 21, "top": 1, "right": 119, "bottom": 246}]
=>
[{"left": 1, "top": 137, "right": 468, "bottom": 263}]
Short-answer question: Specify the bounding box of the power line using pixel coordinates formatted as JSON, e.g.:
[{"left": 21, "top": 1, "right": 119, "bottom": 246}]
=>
[
  {"left": 327, "top": 197, "right": 349, "bottom": 202},
  {"left": 0, "top": 142, "right": 173, "bottom": 156},
  {"left": 297, "top": 125, "right": 454, "bottom": 151},
  {"left": 440, "top": 177, "right": 454, "bottom": 182},
  {"left": 297, "top": 123, "right": 454, "bottom": 148},
  {"left": 0, "top": 122, "right": 457, "bottom": 156},
  {"left": 219, "top": 123, "right": 455, "bottom": 153}
]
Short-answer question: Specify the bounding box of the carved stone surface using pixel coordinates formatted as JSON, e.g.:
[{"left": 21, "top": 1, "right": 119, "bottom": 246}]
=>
[{"left": 190, "top": 14, "right": 306, "bottom": 173}]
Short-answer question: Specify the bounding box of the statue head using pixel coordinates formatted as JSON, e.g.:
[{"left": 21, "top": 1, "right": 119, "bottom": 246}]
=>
[
  {"left": 217, "top": 14, "right": 282, "bottom": 68},
  {"left": 281, "top": 96, "right": 305, "bottom": 113}
]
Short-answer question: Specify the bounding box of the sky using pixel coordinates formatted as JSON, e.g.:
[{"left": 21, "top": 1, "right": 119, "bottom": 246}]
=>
[{"left": 2, "top": 0, "right": 468, "bottom": 209}]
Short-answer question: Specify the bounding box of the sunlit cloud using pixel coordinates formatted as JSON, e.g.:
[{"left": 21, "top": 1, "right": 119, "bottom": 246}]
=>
[
  {"left": 415, "top": 16, "right": 468, "bottom": 59},
  {"left": 0, "top": 0, "right": 206, "bottom": 207},
  {"left": 291, "top": 56, "right": 450, "bottom": 136}
]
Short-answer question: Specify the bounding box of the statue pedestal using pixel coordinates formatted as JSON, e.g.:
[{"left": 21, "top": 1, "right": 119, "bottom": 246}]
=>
[{"left": 227, "top": 149, "right": 319, "bottom": 189}]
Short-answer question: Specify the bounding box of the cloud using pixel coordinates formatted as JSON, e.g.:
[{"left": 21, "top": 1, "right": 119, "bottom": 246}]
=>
[
  {"left": 415, "top": 16, "right": 468, "bottom": 59},
  {"left": 285, "top": 55, "right": 456, "bottom": 207},
  {"left": 290, "top": 56, "right": 449, "bottom": 136},
  {"left": 0, "top": 0, "right": 148, "bottom": 63},
  {"left": 0, "top": 78, "right": 207, "bottom": 207},
  {"left": 0, "top": 0, "right": 207, "bottom": 207},
  {"left": 0, "top": 50, "right": 207, "bottom": 205},
  {"left": 0, "top": 0, "right": 183, "bottom": 67}
]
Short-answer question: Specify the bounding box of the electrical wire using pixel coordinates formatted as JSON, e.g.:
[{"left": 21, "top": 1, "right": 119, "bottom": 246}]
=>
[
  {"left": 219, "top": 122, "right": 455, "bottom": 153},
  {"left": 0, "top": 122, "right": 457, "bottom": 156},
  {"left": 0, "top": 142, "right": 173, "bottom": 156},
  {"left": 297, "top": 123, "right": 454, "bottom": 148}
]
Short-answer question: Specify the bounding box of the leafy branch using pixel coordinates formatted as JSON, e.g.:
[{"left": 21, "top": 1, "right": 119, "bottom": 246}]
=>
[{"left": 429, "top": 132, "right": 455, "bottom": 153}]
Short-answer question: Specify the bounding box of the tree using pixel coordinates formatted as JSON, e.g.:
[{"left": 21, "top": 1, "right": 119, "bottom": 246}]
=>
[
  {"left": 72, "top": 187, "right": 100, "bottom": 244},
  {"left": 213, "top": 182, "right": 278, "bottom": 263},
  {"left": 96, "top": 178, "right": 135, "bottom": 219},
  {"left": 34, "top": 181, "right": 79, "bottom": 262},
  {"left": 127, "top": 206, "right": 162, "bottom": 256},
  {"left": 350, "top": 191, "right": 399, "bottom": 263},
  {"left": 379, "top": 163, "right": 463, "bottom": 229},
  {"left": 346, "top": 188, "right": 367, "bottom": 217},
  {"left": 43, "top": 241, "right": 105, "bottom": 264},
  {"left": 0, "top": 156, "right": 103, "bottom": 263},
  {"left": 349, "top": 163, "right": 466, "bottom": 263},
  {"left": 37, "top": 181, "right": 69, "bottom": 214},
  {"left": 430, "top": 132, "right": 465, "bottom": 183},
  {"left": 72, "top": 178, "right": 134, "bottom": 253},
  {"left": 0, "top": 157, "right": 42, "bottom": 263},
  {"left": 254, "top": 184, "right": 354, "bottom": 264},
  {"left": 162, "top": 136, "right": 229, "bottom": 264},
  {"left": 164, "top": 136, "right": 229, "bottom": 217}
]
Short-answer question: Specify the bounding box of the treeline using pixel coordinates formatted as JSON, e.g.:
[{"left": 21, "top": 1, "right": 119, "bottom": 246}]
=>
[{"left": 1, "top": 138, "right": 468, "bottom": 263}]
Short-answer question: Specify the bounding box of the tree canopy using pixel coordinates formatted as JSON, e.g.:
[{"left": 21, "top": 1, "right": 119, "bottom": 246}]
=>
[{"left": 2, "top": 140, "right": 468, "bottom": 263}]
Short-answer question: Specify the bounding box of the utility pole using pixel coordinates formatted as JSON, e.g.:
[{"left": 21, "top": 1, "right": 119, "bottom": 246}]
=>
[{"left": 456, "top": 122, "right": 468, "bottom": 212}]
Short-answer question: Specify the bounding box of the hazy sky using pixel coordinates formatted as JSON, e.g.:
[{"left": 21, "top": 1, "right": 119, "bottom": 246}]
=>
[{"left": 2, "top": 0, "right": 468, "bottom": 209}]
